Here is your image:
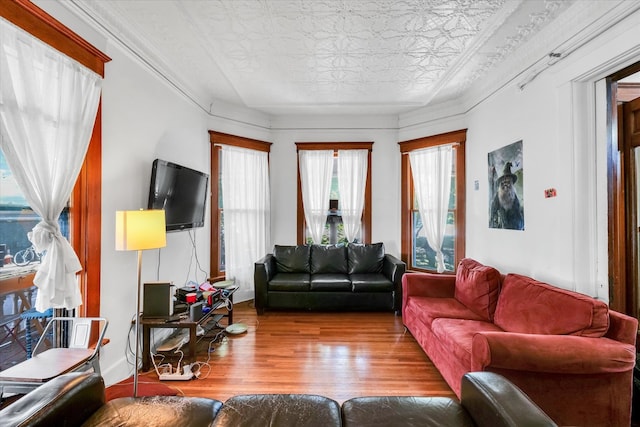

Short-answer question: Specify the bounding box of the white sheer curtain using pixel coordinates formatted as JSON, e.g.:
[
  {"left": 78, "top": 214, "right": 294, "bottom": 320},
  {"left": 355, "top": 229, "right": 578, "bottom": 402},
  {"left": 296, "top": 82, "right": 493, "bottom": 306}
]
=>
[
  {"left": 337, "top": 149, "right": 367, "bottom": 242},
  {"left": 0, "top": 18, "right": 102, "bottom": 311},
  {"left": 299, "top": 150, "right": 333, "bottom": 243},
  {"left": 409, "top": 145, "right": 453, "bottom": 273},
  {"left": 221, "top": 145, "right": 270, "bottom": 292}
]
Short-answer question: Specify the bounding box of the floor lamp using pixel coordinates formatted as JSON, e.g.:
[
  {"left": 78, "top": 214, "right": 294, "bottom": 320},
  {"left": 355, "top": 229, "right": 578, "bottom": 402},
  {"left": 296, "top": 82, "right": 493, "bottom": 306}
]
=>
[{"left": 115, "top": 209, "right": 166, "bottom": 397}]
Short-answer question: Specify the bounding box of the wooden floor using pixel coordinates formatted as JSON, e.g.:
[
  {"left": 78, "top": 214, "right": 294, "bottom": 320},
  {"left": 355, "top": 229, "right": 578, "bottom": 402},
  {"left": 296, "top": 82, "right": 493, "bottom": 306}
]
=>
[{"left": 146, "top": 301, "right": 454, "bottom": 404}]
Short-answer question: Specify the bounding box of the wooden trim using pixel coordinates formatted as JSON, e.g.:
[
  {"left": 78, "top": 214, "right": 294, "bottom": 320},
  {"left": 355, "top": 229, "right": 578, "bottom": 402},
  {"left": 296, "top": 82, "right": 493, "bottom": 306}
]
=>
[
  {"left": 399, "top": 129, "right": 467, "bottom": 272},
  {"left": 75, "top": 103, "right": 102, "bottom": 317},
  {"left": 399, "top": 129, "right": 467, "bottom": 153},
  {"left": 0, "top": 0, "right": 111, "bottom": 76},
  {"left": 400, "top": 153, "right": 412, "bottom": 263},
  {"left": 210, "top": 145, "right": 222, "bottom": 279},
  {"left": 295, "top": 142, "right": 373, "bottom": 244},
  {"left": 295, "top": 142, "right": 373, "bottom": 151},
  {"left": 455, "top": 140, "right": 466, "bottom": 264},
  {"left": 209, "top": 131, "right": 271, "bottom": 152}
]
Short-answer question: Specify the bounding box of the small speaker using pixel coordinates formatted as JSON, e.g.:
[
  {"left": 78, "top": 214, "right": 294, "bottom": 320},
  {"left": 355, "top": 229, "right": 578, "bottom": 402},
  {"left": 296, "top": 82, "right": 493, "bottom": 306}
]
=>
[
  {"left": 189, "top": 301, "right": 205, "bottom": 322},
  {"left": 143, "top": 282, "right": 174, "bottom": 319}
]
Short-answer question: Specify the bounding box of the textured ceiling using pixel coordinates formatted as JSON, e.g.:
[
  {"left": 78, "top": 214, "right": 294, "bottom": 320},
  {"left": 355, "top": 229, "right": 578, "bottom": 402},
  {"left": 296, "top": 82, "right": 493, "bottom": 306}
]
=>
[{"left": 67, "top": 0, "right": 577, "bottom": 116}]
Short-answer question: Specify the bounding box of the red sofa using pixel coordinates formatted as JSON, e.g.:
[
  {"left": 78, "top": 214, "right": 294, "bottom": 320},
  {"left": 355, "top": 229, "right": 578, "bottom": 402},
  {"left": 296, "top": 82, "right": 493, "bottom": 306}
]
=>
[{"left": 402, "top": 258, "right": 638, "bottom": 427}]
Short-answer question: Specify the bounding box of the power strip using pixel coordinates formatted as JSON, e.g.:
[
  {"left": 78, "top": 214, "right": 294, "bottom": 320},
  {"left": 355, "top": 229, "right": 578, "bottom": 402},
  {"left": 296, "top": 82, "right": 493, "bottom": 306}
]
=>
[
  {"left": 159, "top": 372, "right": 192, "bottom": 381},
  {"left": 159, "top": 365, "right": 193, "bottom": 381}
]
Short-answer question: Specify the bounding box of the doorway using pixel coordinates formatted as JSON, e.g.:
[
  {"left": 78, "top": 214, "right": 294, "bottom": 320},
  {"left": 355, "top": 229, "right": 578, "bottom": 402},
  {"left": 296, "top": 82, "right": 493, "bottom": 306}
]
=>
[{"left": 608, "top": 62, "right": 640, "bottom": 320}]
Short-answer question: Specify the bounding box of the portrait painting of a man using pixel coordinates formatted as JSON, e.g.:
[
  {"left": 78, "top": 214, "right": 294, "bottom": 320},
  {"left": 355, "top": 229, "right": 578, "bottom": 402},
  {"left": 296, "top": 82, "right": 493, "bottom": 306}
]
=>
[{"left": 488, "top": 141, "right": 524, "bottom": 230}]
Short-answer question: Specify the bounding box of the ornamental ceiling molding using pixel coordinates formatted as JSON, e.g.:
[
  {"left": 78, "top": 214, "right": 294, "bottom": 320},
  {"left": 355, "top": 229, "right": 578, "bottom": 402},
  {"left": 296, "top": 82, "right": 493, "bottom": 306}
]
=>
[
  {"left": 461, "top": 0, "right": 640, "bottom": 111},
  {"left": 62, "top": 0, "right": 637, "bottom": 118},
  {"left": 66, "top": 0, "right": 218, "bottom": 110}
]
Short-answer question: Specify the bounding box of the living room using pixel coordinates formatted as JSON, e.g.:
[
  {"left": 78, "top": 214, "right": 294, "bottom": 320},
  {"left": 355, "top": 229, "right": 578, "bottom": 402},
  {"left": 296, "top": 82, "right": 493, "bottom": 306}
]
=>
[{"left": 2, "top": 1, "right": 640, "bottom": 424}]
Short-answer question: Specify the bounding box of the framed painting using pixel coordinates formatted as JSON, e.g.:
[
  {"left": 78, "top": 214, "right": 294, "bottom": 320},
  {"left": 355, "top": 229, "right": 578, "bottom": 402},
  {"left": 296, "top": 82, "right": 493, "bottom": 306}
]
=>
[{"left": 488, "top": 140, "right": 524, "bottom": 230}]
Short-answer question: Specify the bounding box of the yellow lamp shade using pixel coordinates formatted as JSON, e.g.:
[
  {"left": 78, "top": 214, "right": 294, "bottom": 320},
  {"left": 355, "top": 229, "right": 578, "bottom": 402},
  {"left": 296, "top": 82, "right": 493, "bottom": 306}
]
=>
[{"left": 115, "top": 210, "right": 167, "bottom": 251}]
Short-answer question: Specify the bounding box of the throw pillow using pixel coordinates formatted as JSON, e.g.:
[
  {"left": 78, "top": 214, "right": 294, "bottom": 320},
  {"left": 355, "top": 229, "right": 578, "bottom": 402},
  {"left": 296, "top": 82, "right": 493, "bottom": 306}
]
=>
[
  {"left": 494, "top": 274, "right": 610, "bottom": 337},
  {"left": 310, "top": 244, "right": 348, "bottom": 274},
  {"left": 273, "top": 245, "right": 311, "bottom": 273},
  {"left": 347, "top": 243, "right": 384, "bottom": 274},
  {"left": 454, "top": 258, "right": 501, "bottom": 321}
]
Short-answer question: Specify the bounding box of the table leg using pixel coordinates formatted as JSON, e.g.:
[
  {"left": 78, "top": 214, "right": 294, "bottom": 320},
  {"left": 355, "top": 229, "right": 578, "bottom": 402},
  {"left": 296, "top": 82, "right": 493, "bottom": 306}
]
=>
[
  {"left": 142, "top": 323, "right": 151, "bottom": 371},
  {"left": 188, "top": 323, "right": 196, "bottom": 365}
]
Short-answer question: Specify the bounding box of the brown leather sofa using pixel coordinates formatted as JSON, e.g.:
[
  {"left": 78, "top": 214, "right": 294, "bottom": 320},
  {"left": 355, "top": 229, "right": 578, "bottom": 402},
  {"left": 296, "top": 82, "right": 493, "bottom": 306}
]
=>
[
  {"left": 254, "top": 243, "right": 406, "bottom": 314},
  {"left": 0, "top": 371, "right": 556, "bottom": 427}
]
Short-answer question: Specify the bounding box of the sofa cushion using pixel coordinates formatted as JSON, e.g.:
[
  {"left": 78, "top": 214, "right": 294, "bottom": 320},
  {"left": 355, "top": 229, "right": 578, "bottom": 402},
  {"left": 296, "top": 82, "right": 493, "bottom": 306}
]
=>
[
  {"left": 494, "top": 274, "right": 610, "bottom": 337},
  {"left": 310, "top": 274, "right": 351, "bottom": 291},
  {"left": 404, "top": 296, "right": 485, "bottom": 329},
  {"left": 347, "top": 243, "right": 384, "bottom": 274},
  {"left": 342, "top": 396, "right": 475, "bottom": 427},
  {"left": 350, "top": 273, "right": 393, "bottom": 292},
  {"left": 431, "top": 318, "right": 504, "bottom": 369},
  {"left": 85, "top": 396, "right": 223, "bottom": 427},
  {"left": 269, "top": 273, "right": 311, "bottom": 291},
  {"left": 274, "top": 245, "right": 311, "bottom": 273},
  {"left": 213, "top": 394, "right": 342, "bottom": 427},
  {"left": 310, "top": 245, "right": 348, "bottom": 274},
  {"left": 454, "top": 258, "right": 501, "bottom": 321}
]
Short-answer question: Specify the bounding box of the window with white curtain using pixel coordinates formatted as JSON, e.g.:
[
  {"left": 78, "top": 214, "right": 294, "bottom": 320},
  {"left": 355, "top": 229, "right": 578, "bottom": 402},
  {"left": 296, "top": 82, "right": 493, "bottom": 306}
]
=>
[
  {"left": 399, "top": 130, "right": 466, "bottom": 273},
  {"left": 0, "top": 4, "right": 108, "bottom": 369},
  {"left": 220, "top": 145, "right": 270, "bottom": 292},
  {"left": 208, "top": 131, "right": 272, "bottom": 283},
  {"left": 296, "top": 142, "right": 372, "bottom": 245}
]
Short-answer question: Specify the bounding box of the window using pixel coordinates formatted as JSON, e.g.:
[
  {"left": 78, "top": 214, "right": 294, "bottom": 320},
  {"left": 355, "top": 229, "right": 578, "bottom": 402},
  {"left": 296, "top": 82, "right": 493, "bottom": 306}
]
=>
[
  {"left": 296, "top": 142, "right": 372, "bottom": 245},
  {"left": 0, "top": 2, "right": 108, "bottom": 369},
  {"left": 0, "top": 148, "right": 70, "bottom": 271},
  {"left": 0, "top": 3, "right": 109, "bottom": 320},
  {"left": 209, "top": 131, "right": 271, "bottom": 281},
  {"left": 399, "top": 130, "right": 466, "bottom": 273},
  {"left": 302, "top": 155, "right": 361, "bottom": 245}
]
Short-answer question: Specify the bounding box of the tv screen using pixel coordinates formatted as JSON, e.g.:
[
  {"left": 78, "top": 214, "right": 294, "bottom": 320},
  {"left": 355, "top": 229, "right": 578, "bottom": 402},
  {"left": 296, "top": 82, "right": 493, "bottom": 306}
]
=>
[{"left": 147, "top": 159, "right": 209, "bottom": 232}]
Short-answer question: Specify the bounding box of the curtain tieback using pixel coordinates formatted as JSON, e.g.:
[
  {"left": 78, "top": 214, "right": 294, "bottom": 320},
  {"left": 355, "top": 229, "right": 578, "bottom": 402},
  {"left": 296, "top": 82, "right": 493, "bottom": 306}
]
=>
[{"left": 28, "top": 221, "right": 60, "bottom": 254}]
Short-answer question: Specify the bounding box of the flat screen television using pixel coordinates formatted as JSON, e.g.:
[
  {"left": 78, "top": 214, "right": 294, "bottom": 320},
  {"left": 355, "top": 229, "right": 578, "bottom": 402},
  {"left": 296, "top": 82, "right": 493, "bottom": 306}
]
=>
[{"left": 147, "top": 159, "right": 209, "bottom": 232}]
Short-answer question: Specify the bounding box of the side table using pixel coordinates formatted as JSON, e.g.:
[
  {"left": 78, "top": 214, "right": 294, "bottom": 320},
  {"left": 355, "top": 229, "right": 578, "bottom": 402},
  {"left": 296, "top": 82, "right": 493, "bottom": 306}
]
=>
[{"left": 140, "top": 285, "right": 236, "bottom": 371}]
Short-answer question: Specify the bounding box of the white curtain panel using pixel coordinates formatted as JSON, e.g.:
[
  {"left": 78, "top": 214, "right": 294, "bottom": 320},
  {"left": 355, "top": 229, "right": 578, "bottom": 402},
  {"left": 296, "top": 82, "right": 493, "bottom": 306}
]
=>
[
  {"left": 221, "top": 145, "right": 270, "bottom": 291},
  {"left": 299, "top": 150, "right": 333, "bottom": 243},
  {"left": 409, "top": 145, "right": 453, "bottom": 273},
  {"left": 337, "top": 149, "right": 367, "bottom": 242},
  {"left": 0, "top": 18, "right": 102, "bottom": 311}
]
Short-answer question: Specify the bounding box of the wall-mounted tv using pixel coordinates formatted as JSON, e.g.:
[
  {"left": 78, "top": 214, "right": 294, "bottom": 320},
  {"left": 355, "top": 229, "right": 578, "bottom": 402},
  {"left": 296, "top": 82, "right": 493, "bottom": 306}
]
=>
[{"left": 147, "top": 159, "right": 209, "bottom": 232}]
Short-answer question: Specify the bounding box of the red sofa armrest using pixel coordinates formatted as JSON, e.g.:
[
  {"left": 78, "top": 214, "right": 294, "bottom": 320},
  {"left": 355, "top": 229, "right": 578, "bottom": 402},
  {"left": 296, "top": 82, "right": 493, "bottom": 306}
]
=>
[
  {"left": 471, "top": 331, "right": 636, "bottom": 374},
  {"left": 402, "top": 272, "right": 456, "bottom": 299}
]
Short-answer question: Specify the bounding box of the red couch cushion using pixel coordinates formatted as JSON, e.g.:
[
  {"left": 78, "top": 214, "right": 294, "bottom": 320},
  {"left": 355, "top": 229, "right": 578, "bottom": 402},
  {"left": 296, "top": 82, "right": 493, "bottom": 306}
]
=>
[
  {"left": 431, "top": 318, "right": 503, "bottom": 368},
  {"left": 454, "top": 258, "right": 501, "bottom": 321},
  {"left": 494, "top": 274, "right": 610, "bottom": 337},
  {"left": 404, "top": 296, "right": 485, "bottom": 329}
]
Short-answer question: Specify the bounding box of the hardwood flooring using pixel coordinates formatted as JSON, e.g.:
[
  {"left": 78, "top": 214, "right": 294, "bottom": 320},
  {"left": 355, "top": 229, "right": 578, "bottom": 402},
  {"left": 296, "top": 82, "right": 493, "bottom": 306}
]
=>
[{"left": 150, "top": 301, "right": 454, "bottom": 404}]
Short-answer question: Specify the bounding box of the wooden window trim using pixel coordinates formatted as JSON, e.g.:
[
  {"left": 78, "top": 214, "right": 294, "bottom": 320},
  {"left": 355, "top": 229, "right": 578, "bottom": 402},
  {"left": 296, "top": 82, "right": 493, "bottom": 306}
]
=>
[
  {"left": 0, "top": 0, "right": 110, "bottom": 316},
  {"left": 208, "top": 131, "right": 272, "bottom": 281},
  {"left": 399, "top": 129, "right": 467, "bottom": 273},
  {"left": 295, "top": 142, "right": 373, "bottom": 245}
]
